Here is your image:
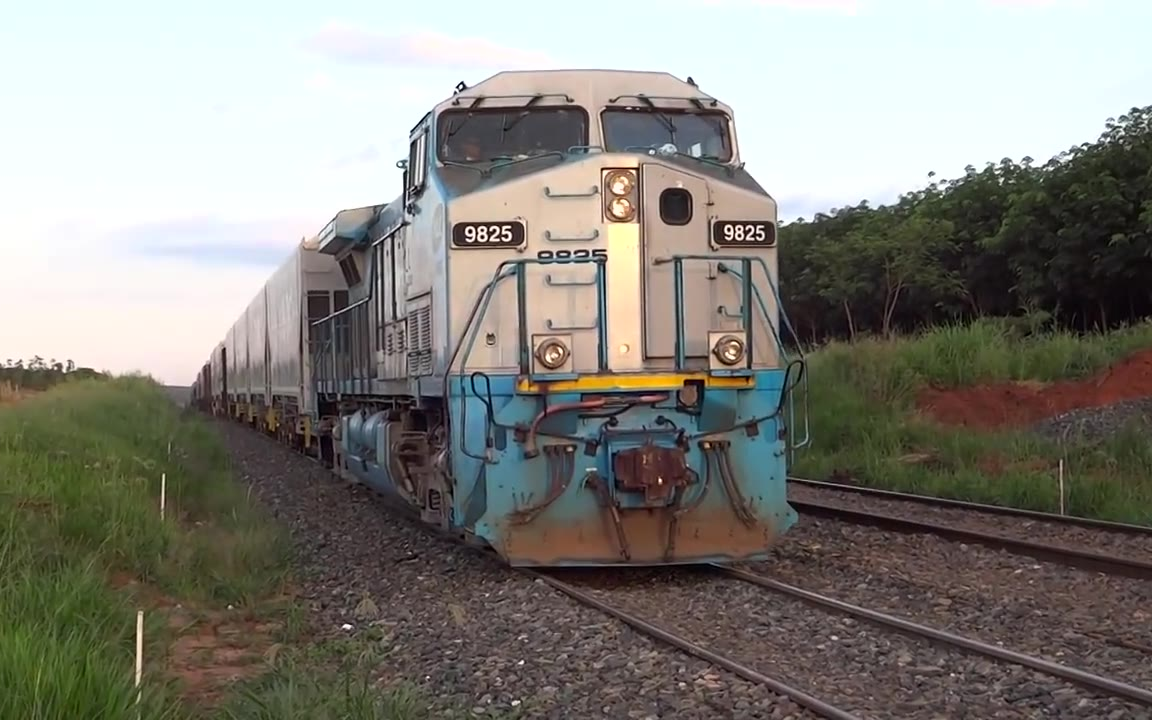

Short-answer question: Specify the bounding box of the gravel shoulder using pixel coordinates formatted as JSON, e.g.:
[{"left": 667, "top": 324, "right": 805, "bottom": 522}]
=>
[
  {"left": 568, "top": 566, "right": 1146, "bottom": 720},
  {"left": 746, "top": 515, "right": 1152, "bottom": 715},
  {"left": 788, "top": 482, "right": 1152, "bottom": 562},
  {"left": 218, "top": 421, "right": 813, "bottom": 720}
]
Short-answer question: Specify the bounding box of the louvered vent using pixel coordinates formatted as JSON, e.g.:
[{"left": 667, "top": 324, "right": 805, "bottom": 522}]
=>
[{"left": 406, "top": 305, "right": 433, "bottom": 376}]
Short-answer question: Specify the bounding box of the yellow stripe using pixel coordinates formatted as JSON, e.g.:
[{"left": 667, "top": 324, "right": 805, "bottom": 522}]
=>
[{"left": 516, "top": 373, "right": 752, "bottom": 393}]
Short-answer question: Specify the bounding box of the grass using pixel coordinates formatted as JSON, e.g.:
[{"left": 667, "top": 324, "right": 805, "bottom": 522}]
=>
[
  {"left": 0, "top": 376, "right": 431, "bottom": 719},
  {"left": 793, "top": 318, "right": 1152, "bottom": 525}
]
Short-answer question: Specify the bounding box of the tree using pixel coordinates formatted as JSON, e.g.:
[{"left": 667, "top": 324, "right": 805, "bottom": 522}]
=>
[{"left": 778, "top": 102, "right": 1152, "bottom": 341}]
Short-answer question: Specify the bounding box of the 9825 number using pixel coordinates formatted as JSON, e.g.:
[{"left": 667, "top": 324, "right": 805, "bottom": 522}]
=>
[
  {"left": 451, "top": 221, "right": 526, "bottom": 248},
  {"left": 536, "top": 249, "right": 608, "bottom": 264},
  {"left": 711, "top": 220, "right": 777, "bottom": 247}
]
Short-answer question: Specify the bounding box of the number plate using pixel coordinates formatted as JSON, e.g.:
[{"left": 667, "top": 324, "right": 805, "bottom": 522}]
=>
[
  {"left": 711, "top": 220, "right": 777, "bottom": 247},
  {"left": 451, "top": 221, "right": 526, "bottom": 248}
]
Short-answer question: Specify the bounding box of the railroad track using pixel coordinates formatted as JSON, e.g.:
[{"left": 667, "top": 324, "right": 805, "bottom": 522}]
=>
[
  {"left": 534, "top": 565, "right": 1152, "bottom": 719},
  {"left": 788, "top": 476, "right": 1152, "bottom": 580},
  {"left": 261, "top": 432, "right": 1152, "bottom": 717}
]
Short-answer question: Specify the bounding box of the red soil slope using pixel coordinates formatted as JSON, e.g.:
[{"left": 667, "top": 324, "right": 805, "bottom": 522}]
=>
[{"left": 916, "top": 348, "right": 1152, "bottom": 429}]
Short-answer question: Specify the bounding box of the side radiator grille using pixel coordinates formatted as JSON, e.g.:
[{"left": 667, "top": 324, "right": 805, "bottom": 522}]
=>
[{"left": 406, "top": 301, "right": 433, "bottom": 377}]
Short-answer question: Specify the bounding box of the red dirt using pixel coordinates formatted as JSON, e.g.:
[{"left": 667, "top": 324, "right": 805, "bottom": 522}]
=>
[
  {"left": 916, "top": 347, "right": 1152, "bottom": 429},
  {"left": 111, "top": 572, "right": 285, "bottom": 707}
]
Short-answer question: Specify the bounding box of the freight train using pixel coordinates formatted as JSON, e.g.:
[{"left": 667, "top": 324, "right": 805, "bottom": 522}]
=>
[{"left": 188, "top": 68, "right": 809, "bottom": 567}]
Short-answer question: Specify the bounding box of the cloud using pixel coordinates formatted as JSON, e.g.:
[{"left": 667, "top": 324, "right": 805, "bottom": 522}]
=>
[
  {"left": 698, "top": 0, "right": 863, "bottom": 12},
  {"left": 302, "top": 24, "right": 553, "bottom": 69},
  {"left": 109, "top": 217, "right": 314, "bottom": 268},
  {"left": 979, "top": 0, "right": 1089, "bottom": 7}
]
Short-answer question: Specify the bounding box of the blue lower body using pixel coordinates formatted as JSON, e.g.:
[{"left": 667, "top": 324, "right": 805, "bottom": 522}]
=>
[{"left": 334, "top": 370, "right": 797, "bottom": 567}]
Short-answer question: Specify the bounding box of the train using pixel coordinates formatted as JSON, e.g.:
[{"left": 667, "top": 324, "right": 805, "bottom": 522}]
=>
[{"left": 188, "top": 68, "right": 809, "bottom": 567}]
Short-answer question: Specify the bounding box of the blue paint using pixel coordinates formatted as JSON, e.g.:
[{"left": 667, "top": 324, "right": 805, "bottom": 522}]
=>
[{"left": 442, "top": 368, "right": 797, "bottom": 566}]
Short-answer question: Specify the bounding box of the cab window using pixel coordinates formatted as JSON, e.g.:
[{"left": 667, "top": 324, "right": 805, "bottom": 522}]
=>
[
  {"left": 437, "top": 107, "right": 589, "bottom": 163},
  {"left": 601, "top": 109, "right": 733, "bottom": 162}
]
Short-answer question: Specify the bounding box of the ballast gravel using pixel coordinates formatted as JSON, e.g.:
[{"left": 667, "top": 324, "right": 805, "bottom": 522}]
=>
[
  {"left": 1030, "top": 397, "right": 1152, "bottom": 445},
  {"left": 788, "top": 482, "right": 1152, "bottom": 563},
  {"left": 569, "top": 566, "right": 1150, "bottom": 719},
  {"left": 745, "top": 516, "right": 1152, "bottom": 718},
  {"left": 217, "top": 422, "right": 814, "bottom": 720}
]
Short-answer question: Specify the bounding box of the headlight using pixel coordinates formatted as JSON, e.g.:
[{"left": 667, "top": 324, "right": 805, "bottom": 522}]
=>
[
  {"left": 605, "top": 170, "right": 635, "bottom": 196},
  {"left": 535, "top": 338, "right": 570, "bottom": 370},
  {"left": 607, "top": 197, "right": 635, "bottom": 221},
  {"left": 712, "top": 335, "right": 745, "bottom": 366}
]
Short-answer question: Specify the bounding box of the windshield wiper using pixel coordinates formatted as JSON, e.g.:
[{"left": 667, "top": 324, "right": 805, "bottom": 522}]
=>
[
  {"left": 444, "top": 114, "right": 475, "bottom": 141},
  {"left": 487, "top": 150, "right": 566, "bottom": 174},
  {"left": 631, "top": 95, "right": 676, "bottom": 134},
  {"left": 501, "top": 94, "right": 544, "bottom": 134}
]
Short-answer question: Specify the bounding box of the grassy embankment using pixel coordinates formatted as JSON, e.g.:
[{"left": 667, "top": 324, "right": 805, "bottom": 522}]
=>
[
  {"left": 0, "top": 376, "right": 425, "bottom": 719},
  {"left": 795, "top": 319, "right": 1152, "bottom": 525}
]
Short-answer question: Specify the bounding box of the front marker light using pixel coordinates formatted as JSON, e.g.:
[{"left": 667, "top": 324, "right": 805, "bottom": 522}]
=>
[
  {"left": 535, "top": 338, "right": 570, "bottom": 370},
  {"left": 712, "top": 335, "right": 745, "bottom": 366}
]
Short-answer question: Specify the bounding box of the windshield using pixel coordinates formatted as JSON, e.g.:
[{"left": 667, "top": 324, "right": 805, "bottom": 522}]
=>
[
  {"left": 437, "top": 107, "right": 588, "bottom": 164},
  {"left": 601, "top": 109, "right": 733, "bottom": 162}
]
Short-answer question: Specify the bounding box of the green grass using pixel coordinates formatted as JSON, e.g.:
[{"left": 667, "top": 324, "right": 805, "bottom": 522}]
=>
[
  {"left": 0, "top": 376, "right": 431, "bottom": 719},
  {"left": 793, "top": 318, "right": 1152, "bottom": 524}
]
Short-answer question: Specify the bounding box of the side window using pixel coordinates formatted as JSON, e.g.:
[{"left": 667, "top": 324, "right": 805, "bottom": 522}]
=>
[{"left": 407, "top": 130, "right": 427, "bottom": 196}]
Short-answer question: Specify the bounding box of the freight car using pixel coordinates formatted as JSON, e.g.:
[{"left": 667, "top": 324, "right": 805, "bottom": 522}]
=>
[{"left": 191, "top": 68, "right": 809, "bottom": 568}]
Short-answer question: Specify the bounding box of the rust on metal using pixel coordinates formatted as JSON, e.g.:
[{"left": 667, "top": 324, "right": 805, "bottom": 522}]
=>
[
  {"left": 508, "top": 444, "right": 577, "bottom": 525},
  {"left": 497, "top": 498, "right": 780, "bottom": 566},
  {"left": 612, "top": 442, "right": 693, "bottom": 504}
]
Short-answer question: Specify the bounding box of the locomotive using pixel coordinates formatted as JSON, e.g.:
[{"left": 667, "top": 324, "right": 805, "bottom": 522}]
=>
[{"left": 189, "top": 68, "right": 809, "bottom": 567}]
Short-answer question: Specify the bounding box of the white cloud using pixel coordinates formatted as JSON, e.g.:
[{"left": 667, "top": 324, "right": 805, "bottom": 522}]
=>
[
  {"left": 302, "top": 24, "right": 554, "bottom": 69},
  {"left": 697, "top": 0, "right": 864, "bottom": 12}
]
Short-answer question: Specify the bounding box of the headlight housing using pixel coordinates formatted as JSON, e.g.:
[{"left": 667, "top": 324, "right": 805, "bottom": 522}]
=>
[
  {"left": 602, "top": 168, "right": 638, "bottom": 223},
  {"left": 712, "top": 335, "right": 745, "bottom": 366},
  {"left": 535, "top": 338, "right": 570, "bottom": 370}
]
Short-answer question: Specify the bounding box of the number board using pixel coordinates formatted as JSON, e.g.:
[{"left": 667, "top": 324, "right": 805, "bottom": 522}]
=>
[
  {"left": 711, "top": 220, "right": 777, "bottom": 248},
  {"left": 451, "top": 221, "right": 526, "bottom": 248}
]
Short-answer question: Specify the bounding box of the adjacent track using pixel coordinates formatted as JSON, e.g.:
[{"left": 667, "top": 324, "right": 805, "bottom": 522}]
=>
[
  {"left": 788, "top": 477, "right": 1152, "bottom": 580},
  {"left": 789, "top": 476, "right": 1152, "bottom": 535},
  {"left": 713, "top": 565, "right": 1152, "bottom": 709}
]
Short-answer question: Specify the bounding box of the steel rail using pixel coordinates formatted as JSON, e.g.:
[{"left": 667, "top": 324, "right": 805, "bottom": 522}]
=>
[
  {"left": 788, "top": 476, "right": 1152, "bottom": 535},
  {"left": 286, "top": 440, "right": 857, "bottom": 718},
  {"left": 789, "top": 498, "right": 1152, "bottom": 580},
  {"left": 714, "top": 565, "right": 1152, "bottom": 708},
  {"left": 526, "top": 570, "right": 861, "bottom": 720}
]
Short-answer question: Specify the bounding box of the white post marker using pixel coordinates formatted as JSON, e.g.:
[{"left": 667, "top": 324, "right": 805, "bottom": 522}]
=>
[
  {"left": 160, "top": 472, "right": 167, "bottom": 521},
  {"left": 135, "top": 610, "right": 144, "bottom": 716},
  {"left": 1058, "top": 459, "right": 1066, "bottom": 515}
]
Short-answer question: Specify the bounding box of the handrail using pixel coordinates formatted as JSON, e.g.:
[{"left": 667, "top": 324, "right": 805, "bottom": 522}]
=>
[
  {"left": 652, "top": 253, "right": 810, "bottom": 453},
  {"left": 443, "top": 256, "right": 610, "bottom": 460}
]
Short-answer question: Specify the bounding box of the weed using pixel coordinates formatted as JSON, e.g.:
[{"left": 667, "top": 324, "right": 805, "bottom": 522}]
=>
[
  {"left": 0, "top": 377, "right": 432, "bottom": 718},
  {"left": 794, "top": 319, "right": 1152, "bottom": 524}
]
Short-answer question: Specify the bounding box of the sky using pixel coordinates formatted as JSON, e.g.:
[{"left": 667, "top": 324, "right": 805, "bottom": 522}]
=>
[{"left": 1, "top": 0, "right": 1149, "bottom": 384}]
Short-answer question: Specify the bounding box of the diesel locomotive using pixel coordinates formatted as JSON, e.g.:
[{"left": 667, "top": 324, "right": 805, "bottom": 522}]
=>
[{"left": 189, "top": 68, "right": 809, "bottom": 567}]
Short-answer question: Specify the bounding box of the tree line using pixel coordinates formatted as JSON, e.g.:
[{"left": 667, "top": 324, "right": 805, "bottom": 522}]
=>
[
  {"left": 778, "top": 103, "right": 1152, "bottom": 342},
  {"left": 1, "top": 357, "right": 107, "bottom": 391}
]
